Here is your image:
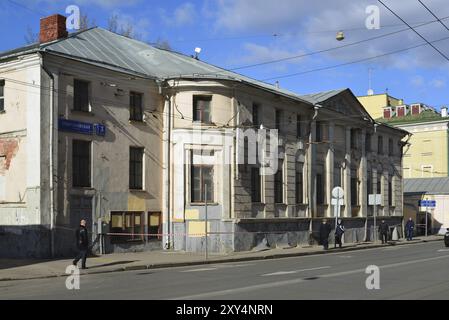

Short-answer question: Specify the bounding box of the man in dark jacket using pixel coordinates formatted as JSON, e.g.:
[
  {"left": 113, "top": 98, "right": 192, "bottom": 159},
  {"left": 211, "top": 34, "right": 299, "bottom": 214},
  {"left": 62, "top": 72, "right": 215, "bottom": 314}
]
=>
[
  {"left": 405, "top": 217, "right": 415, "bottom": 241},
  {"left": 335, "top": 219, "right": 345, "bottom": 249},
  {"left": 379, "top": 220, "right": 389, "bottom": 244},
  {"left": 320, "top": 219, "right": 332, "bottom": 250},
  {"left": 73, "top": 219, "right": 89, "bottom": 269}
]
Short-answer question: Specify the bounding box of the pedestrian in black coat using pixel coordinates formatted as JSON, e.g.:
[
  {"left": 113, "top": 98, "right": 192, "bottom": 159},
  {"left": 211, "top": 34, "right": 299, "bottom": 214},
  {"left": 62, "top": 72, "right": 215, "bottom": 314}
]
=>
[
  {"left": 73, "top": 219, "right": 89, "bottom": 269},
  {"left": 379, "top": 220, "right": 389, "bottom": 244},
  {"left": 405, "top": 218, "right": 415, "bottom": 241},
  {"left": 320, "top": 219, "right": 332, "bottom": 250},
  {"left": 335, "top": 219, "right": 345, "bottom": 249}
]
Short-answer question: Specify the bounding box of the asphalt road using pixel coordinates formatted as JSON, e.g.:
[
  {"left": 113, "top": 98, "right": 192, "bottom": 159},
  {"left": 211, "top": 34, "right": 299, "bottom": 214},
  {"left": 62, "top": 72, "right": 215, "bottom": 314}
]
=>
[{"left": 1, "top": 241, "right": 448, "bottom": 300}]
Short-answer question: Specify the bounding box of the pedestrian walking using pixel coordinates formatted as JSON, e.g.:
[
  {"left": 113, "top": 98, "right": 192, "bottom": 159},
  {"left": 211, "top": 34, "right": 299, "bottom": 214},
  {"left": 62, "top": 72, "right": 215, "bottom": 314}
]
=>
[
  {"left": 405, "top": 217, "right": 415, "bottom": 241},
  {"left": 379, "top": 220, "right": 389, "bottom": 244},
  {"left": 73, "top": 219, "right": 89, "bottom": 269},
  {"left": 335, "top": 219, "right": 345, "bottom": 249},
  {"left": 320, "top": 219, "right": 332, "bottom": 250}
]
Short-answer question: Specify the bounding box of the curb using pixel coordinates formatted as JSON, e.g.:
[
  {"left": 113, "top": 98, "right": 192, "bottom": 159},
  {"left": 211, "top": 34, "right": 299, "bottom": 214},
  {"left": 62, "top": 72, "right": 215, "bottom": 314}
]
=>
[{"left": 0, "top": 237, "right": 442, "bottom": 282}]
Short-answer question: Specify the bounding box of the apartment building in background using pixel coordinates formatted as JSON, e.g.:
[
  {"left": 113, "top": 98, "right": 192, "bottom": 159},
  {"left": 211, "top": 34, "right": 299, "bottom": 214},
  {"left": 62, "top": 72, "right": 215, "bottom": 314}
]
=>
[{"left": 0, "top": 14, "right": 407, "bottom": 257}]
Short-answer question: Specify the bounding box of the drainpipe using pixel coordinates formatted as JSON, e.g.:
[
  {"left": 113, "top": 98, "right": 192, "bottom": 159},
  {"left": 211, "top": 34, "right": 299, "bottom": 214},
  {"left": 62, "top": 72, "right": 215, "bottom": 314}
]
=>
[
  {"left": 308, "top": 105, "right": 321, "bottom": 239},
  {"left": 161, "top": 82, "right": 172, "bottom": 250},
  {"left": 40, "top": 54, "right": 56, "bottom": 257}
]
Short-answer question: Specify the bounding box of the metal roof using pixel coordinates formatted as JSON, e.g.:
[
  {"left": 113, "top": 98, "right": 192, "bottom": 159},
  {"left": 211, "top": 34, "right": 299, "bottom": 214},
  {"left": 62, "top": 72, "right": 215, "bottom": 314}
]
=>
[
  {"left": 299, "top": 89, "right": 348, "bottom": 104},
  {"left": 404, "top": 178, "right": 449, "bottom": 195},
  {"left": 0, "top": 27, "right": 313, "bottom": 105}
]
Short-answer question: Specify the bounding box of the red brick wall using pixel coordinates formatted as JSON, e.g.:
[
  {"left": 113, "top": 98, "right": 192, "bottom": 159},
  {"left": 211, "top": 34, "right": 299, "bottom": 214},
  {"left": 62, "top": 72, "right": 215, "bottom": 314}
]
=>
[
  {"left": 40, "top": 14, "right": 68, "bottom": 43},
  {"left": 0, "top": 139, "right": 19, "bottom": 175}
]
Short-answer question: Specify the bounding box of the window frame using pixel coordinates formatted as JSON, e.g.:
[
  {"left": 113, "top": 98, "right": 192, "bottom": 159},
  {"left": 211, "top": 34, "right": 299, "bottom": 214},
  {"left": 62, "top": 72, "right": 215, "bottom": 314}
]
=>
[
  {"left": 295, "top": 164, "right": 304, "bottom": 204},
  {"left": 72, "top": 140, "right": 91, "bottom": 188},
  {"left": 190, "top": 164, "right": 215, "bottom": 204},
  {"left": 316, "top": 172, "right": 325, "bottom": 205},
  {"left": 274, "top": 160, "right": 284, "bottom": 204},
  {"left": 129, "top": 147, "right": 144, "bottom": 190},
  {"left": 193, "top": 95, "right": 212, "bottom": 124},
  {"left": 275, "top": 109, "right": 282, "bottom": 131},
  {"left": 378, "top": 136, "right": 384, "bottom": 155},
  {"left": 253, "top": 103, "right": 260, "bottom": 128},
  {"left": 73, "top": 79, "right": 90, "bottom": 112},
  {"left": 0, "top": 79, "right": 5, "bottom": 112},
  {"left": 129, "top": 91, "right": 144, "bottom": 122},
  {"left": 110, "top": 212, "right": 144, "bottom": 243},
  {"left": 251, "top": 166, "right": 262, "bottom": 203},
  {"left": 316, "top": 121, "right": 323, "bottom": 143}
]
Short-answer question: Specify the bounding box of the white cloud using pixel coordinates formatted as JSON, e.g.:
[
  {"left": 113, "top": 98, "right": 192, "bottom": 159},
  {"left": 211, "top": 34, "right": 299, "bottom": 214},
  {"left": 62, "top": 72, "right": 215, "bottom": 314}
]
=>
[
  {"left": 430, "top": 79, "right": 446, "bottom": 88},
  {"left": 161, "top": 3, "right": 196, "bottom": 27}
]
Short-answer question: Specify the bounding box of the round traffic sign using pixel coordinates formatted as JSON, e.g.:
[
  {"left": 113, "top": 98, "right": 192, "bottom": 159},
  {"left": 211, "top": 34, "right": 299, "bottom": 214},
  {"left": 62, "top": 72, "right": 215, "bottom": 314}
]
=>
[{"left": 332, "top": 187, "right": 344, "bottom": 199}]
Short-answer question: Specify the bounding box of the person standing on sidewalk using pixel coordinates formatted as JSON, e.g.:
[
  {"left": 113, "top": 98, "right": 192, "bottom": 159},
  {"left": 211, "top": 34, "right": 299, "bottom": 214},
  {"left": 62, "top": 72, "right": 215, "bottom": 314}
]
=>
[
  {"left": 379, "top": 220, "right": 389, "bottom": 244},
  {"left": 405, "top": 217, "right": 415, "bottom": 241},
  {"left": 335, "top": 219, "right": 345, "bottom": 249},
  {"left": 73, "top": 219, "right": 89, "bottom": 270},
  {"left": 320, "top": 219, "right": 332, "bottom": 250}
]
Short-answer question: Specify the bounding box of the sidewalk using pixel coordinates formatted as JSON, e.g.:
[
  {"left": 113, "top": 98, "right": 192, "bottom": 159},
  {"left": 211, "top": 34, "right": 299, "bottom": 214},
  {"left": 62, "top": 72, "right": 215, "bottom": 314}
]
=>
[{"left": 0, "top": 235, "right": 443, "bottom": 281}]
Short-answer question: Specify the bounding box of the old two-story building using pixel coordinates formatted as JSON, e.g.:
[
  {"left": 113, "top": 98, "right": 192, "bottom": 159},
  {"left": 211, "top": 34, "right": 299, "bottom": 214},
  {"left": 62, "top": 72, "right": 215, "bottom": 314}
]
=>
[{"left": 0, "top": 14, "right": 407, "bottom": 257}]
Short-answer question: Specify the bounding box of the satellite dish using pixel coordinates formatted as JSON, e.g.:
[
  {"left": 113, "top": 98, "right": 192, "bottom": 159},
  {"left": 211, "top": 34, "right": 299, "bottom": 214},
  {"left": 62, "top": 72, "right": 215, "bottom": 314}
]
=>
[
  {"left": 194, "top": 47, "right": 202, "bottom": 60},
  {"left": 367, "top": 89, "right": 374, "bottom": 96}
]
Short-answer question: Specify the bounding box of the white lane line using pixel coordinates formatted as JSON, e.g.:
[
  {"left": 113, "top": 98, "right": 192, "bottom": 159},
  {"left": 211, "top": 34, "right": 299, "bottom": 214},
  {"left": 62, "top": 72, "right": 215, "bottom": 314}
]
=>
[
  {"left": 438, "top": 249, "right": 449, "bottom": 252},
  {"left": 180, "top": 268, "right": 217, "bottom": 273},
  {"left": 338, "top": 255, "right": 353, "bottom": 258},
  {"left": 262, "top": 266, "right": 331, "bottom": 277},
  {"left": 171, "top": 254, "right": 449, "bottom": 300},
  {"left": 217, "top": 263, "right": 255, "bottom": 269}
]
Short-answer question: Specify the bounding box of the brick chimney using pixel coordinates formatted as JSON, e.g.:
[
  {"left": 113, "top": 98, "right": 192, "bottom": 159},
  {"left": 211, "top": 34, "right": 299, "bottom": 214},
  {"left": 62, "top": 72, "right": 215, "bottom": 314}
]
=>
[{"left": 40, "top": 14, "right": 68, "bottom": 44}]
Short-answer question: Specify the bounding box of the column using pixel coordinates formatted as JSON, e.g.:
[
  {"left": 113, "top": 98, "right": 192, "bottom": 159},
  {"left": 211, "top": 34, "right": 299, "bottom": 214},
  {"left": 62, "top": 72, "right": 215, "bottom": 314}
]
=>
[
  {"left": 307, "top": 121, "right": 316, "bottom": 218},
  {"left": 343, "top": 127, "right": 351, "bottom": 218},
  {"left": 325, "top": 123, "right": 335, "bottom": 217}
]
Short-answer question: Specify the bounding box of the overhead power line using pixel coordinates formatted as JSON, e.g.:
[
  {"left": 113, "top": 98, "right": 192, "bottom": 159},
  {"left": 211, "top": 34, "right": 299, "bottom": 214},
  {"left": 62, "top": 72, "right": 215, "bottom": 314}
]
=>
[
  {"left": 417, "top": 0, "right": 449, "bottom": 32},
  {"left": 261, "top": 34, "right": 449, "bottom": 81},
  {"left": 6, "top": 0, "right": 48, "bottom": 17},
  {"left": 378, "top": 0, "right": 449, "bottom": 62}
]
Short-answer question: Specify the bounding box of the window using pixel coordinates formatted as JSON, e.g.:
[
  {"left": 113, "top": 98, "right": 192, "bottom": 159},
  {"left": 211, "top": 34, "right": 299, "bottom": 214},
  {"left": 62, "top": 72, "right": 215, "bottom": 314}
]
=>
[
  {"left": 388, "top": 138, "right": 394, "bottom": 156},
  {"left": 72, "top": 140, "right": 91, "bottom": 188},
  {"left": 275, "top": 109, "right": 282, "bottom": 130},
  {"left": 297, "top": 114, "right": 302, "bottom": 138},
  {"left": 193, "top": 95, "right": 212, "bottom": 124},
  {"left": 251, "top": 167, "right": 262, "bottom": 203},
  {"left": 388, "top": 177, "right": 393, "bottom": 206},
  {"left": 0, "top": 80, "right": 4, "bottom": 112},
  {"left": 316, "top": 173, "right": 324, "bottom": 205},
  {"left": 367, "top": 171, "right": 373, "bottom": 202},
  {"left": 130, "top": 147, "right": 144, "bottom": 190},
  {"left": 274, "top": 160, "right": 284, "bottom": 204},
  {"left": 378, "top": 136, "right": 384, "bottom": 154},
  {"left": 191, "top": 165, "right": 214, "bottom": 203},
  {"left": 316, "top": 121, "right": 323, "bottom": 142},
  {"left": 376, "top": 176, "right": 382, "bottom": 196},
  {"left": 110, "top": 212, "right": 143, "bottom": 243},
  {"left": 148, "top": 212, "right": 162, "bottom": 241},
  {"left": 365, "top": 134, "right": 372, "bottom": 153},
  {"left": 253, "top": 103, "right": 260, "bottom": 128},
  {"left": 73, "top": 79, "right": 90, "bottom": 112},
  {"left": 351, "top": 176, "right": 358, "bottom": 206},
  {"left": 130, "top": 92, "right": 143, "bottom": 121},
  {"left": 350, "top": 129, "right": 358, "bottom": 149},
  {"left": 295, "top": 165, "right": 304, "bottom": 204}
]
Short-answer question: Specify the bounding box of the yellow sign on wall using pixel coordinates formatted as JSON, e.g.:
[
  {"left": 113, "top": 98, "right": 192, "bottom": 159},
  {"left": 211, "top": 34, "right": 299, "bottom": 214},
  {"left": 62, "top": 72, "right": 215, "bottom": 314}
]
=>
[{"left": 188, "top": 221, "right": 210, "bottom": 238}]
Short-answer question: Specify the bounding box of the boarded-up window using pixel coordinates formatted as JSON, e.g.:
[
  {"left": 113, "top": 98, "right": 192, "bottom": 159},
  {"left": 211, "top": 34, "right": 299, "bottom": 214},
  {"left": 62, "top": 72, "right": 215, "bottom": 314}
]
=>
[{"left": 110, "top": 212, "right": 144, "bottom": 243}]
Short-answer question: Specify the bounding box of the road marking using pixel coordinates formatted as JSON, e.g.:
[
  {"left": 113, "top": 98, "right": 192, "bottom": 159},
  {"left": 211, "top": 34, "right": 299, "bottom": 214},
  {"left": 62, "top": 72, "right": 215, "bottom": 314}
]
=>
[
  {"left": 338, "top": 255, "right": 353, "bottom": 258},
  {"left": 438, "top": 249, "right": 449, "bottom": 252},
  {"left": 262, "top": 266, "right": 331, "bottom": 277},
  {"left": 180, "top": 268, "right": 217, "bottom": 273},
  {"left": 171, "top": 254, "right": 449, "bottom": 300},
  {"left": 217, "top": 263, "right": 255, "bottom": 269}
]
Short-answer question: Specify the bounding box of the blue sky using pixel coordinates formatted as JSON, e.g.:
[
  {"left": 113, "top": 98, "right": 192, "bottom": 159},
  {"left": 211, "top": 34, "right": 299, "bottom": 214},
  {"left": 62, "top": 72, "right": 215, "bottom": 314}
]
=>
[{"left": 1, "top": 0, "right": 448, "bottom": 108}]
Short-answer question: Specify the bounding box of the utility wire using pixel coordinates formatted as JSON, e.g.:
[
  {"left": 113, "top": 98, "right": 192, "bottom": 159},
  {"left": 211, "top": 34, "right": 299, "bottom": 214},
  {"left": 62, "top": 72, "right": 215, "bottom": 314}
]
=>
[
  {"left": 261, "top": 34, "right": 449, "bottom": 81},
  {"left": 378, "top": 0, "right": 449, "bottom": 62},
  {"left": 6, "top": 0, "right": 48, "bottom": 17},
  {"left": 417, "top": 0, "right": 449, "bottom": 32}
]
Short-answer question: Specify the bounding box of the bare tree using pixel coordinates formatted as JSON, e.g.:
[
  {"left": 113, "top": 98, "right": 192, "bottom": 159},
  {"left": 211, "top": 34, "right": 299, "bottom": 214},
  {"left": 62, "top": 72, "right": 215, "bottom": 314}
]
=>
[
  {"left": 80, "top": 13, "right": 96, "bottom": 30},
  {"left": 153, "top": 38, "right": 172, "bottom": 51},
  {"left": 24, "top": 26, "right": 39, "bottom": 45}
]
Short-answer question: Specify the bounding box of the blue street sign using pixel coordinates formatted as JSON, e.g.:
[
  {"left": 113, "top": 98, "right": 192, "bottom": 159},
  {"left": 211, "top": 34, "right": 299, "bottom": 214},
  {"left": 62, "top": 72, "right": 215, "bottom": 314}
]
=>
[
  {"left": 59, "top": 119, "right": 106, "bottom": 137},
  {"left": 419, "top": 200, "right": 436, "bottom": 208}
]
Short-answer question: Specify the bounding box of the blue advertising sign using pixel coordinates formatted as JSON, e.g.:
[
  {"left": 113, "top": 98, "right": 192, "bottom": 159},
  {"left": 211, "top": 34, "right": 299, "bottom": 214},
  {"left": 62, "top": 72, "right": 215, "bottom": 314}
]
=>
[
  {"left": 419, "top": 200, "right": 436, "bottom": 208},
  {"left": 59, "top": 119, "right": 106, "bottom": 137}
]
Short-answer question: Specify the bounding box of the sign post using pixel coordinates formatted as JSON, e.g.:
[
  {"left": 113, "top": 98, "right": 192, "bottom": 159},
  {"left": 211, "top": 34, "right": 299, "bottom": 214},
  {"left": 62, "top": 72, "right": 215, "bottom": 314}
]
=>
[
  {"left": 205, "top": 184, "right": 208, "bottom": 261},
  {"left": 331, "top": 187, "right": 344, "bottom": 228},
  {"left": 369, "top": 194, "right": 382, "bottom": 242},
  {"left": 418, "top": 199, "right": 436, "bottom": 237}
]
